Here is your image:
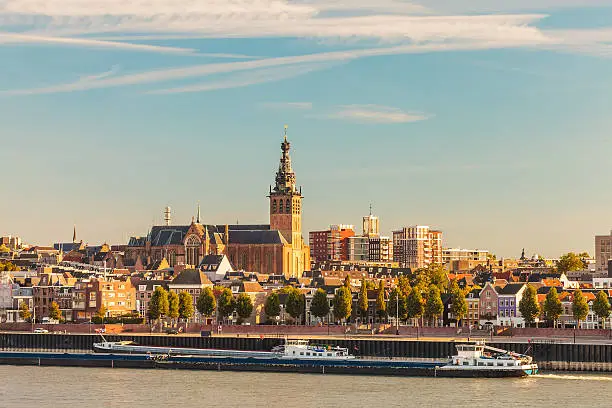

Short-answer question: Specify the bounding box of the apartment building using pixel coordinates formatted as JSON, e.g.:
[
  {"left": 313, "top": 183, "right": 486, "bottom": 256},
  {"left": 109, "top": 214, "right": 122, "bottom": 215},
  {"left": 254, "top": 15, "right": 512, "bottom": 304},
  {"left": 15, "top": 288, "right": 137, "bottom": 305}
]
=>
[
  {"left": 393, "top": 226, "right": 443, "bottom": 269},
  {"left": 368, "top": 236, "right": 393, "bottom": 262},
  {"left": 595, "top": 231, "right": 612, "bottom": 273},
  {"left": 442, "top": 248, "right": 489, "bottom": 264},
  {"left": 308, "top": 225, "right": 355, "bottom": 262}
]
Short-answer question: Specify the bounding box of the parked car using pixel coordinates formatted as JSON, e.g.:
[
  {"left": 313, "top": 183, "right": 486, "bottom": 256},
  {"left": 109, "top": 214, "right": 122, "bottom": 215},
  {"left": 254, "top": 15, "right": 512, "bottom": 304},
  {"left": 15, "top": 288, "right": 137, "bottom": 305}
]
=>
[
  {"left": 33, "top": 328, "right": 49, "bottom": 333},
  {"left": 165, "top": 328, "right": 179, "bottom": 335}
]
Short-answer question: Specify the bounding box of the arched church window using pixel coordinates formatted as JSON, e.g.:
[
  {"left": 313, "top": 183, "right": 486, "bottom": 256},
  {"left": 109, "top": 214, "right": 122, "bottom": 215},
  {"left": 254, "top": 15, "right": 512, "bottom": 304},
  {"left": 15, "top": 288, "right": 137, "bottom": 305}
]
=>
[
  {"left": 272, "top": 200, "right": 277, "bottom": 213},
  {"left": 185, "top": 235, "right": 201, "bottom": 267},
  {"left": 265, "top": 253, "right": 273, "bottom": 273},
  {"left": 285, "top": 199, "right": 291, "bottom": 213},
  {"left": 279, "top": 199, "right": 284, "bottom": 213},
  {"left": 240, "top": 253, "right": 248, "bottom": 270}
]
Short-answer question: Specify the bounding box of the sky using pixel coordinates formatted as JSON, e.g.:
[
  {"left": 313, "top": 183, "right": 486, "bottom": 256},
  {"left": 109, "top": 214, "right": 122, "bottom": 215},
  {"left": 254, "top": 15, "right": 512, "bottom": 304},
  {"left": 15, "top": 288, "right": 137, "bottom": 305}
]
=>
[{"left": 0, "top": 0, "right": 611, "bottom": 258}]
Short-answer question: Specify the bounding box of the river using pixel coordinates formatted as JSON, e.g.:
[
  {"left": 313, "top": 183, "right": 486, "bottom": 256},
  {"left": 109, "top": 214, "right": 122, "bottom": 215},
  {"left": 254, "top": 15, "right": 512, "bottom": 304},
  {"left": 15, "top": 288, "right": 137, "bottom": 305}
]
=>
[{"left": 0, "top": 366, "right": 611, "bottom": 407}]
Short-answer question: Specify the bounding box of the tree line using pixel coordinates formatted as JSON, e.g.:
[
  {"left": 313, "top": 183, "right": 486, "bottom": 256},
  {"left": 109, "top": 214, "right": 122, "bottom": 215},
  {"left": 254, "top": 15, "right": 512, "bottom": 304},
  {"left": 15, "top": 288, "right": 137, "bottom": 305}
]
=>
[{"left": 519, "top": 285, "right": 611, "bottom": 328}]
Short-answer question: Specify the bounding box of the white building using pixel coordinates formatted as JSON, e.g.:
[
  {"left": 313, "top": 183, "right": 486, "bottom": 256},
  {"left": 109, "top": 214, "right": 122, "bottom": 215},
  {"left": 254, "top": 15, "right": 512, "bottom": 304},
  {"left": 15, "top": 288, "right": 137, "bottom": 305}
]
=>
[{"left": 442, "top": 248, "right": 489, "bottom": 263}]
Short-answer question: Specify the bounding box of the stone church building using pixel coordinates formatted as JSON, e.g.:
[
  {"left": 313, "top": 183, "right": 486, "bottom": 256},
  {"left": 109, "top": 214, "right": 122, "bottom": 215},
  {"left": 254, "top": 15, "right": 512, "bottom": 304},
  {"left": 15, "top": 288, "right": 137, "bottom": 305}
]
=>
[{"left": 125, "top": 132, "right": 310, "bottom": 278}]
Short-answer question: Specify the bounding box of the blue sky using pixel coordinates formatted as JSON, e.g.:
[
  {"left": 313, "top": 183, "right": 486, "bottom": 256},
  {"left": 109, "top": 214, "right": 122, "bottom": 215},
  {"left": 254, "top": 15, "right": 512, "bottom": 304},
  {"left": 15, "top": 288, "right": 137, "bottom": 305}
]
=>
[{"left": 0, "top": 0, "right": 611, "bottom": 258}]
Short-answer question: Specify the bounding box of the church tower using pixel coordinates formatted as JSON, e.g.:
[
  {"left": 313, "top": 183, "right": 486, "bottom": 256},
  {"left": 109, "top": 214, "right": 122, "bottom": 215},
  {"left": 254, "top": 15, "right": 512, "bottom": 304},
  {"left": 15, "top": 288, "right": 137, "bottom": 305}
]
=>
[{"left": 269, "top": 126, "right": 303, "bottom": 248}]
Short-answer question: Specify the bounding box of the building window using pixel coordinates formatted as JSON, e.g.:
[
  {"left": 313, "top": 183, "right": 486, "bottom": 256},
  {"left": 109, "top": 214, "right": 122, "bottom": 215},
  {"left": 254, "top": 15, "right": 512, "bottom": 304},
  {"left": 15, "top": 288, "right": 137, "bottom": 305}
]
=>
[
  {"left": 285, "top": 200, "right": 291, "bottom": 213},
  {"left": 272, "top": 200, "right": 277, "bottom": 214},
  {"left": 279, "top": 199, "right": 284, "bottom": 213}
]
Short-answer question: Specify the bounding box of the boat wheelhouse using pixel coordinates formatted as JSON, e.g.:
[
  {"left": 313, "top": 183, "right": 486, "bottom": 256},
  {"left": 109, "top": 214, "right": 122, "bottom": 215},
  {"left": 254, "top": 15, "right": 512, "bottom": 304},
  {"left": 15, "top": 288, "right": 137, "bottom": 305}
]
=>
[{"left": 439, "top": 340, "right": 538, "bottom": 376}]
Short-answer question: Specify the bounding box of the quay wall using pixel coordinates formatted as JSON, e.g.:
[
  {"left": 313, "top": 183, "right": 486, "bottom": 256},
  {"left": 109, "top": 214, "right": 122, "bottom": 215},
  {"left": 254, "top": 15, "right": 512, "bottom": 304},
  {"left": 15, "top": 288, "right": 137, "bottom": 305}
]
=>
[{"left": 1, "top": 333, "right": 612, "bottom": 371}]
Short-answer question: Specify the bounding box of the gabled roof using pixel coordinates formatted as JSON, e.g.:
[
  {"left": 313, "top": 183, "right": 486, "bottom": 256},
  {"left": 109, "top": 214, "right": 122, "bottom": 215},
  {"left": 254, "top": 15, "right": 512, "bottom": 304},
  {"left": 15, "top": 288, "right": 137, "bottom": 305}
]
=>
[
  {"left": 496, "top": 283, "right": 525, "bottom": 295},
  {"left": 200, "top": 254, "right": 225, "bottom": 267},
  {"left": 171, "top": 269, "right": 212, "bottom": 286}
]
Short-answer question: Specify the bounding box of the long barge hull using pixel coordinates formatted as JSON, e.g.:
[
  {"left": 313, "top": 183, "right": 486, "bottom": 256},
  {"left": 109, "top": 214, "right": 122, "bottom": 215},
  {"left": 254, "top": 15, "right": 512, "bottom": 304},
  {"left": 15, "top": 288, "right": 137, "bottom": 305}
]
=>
[{"left": 0, "top": 351, "right": 533, "bottom": 378}]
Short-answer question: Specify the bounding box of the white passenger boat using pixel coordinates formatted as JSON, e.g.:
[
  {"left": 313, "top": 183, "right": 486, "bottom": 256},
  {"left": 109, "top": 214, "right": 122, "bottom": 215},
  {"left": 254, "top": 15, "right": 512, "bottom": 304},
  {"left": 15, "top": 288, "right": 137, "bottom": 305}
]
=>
[{"left": 437, "top": 340, "right": 539, "bottom": 377}]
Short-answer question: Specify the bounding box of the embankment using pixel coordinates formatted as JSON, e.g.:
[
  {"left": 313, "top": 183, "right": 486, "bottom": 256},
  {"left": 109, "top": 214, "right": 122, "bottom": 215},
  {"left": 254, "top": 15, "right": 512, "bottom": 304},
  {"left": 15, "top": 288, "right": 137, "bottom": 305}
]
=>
[{"left": 1, "top": 333, "right": 612, "bottom": 372}]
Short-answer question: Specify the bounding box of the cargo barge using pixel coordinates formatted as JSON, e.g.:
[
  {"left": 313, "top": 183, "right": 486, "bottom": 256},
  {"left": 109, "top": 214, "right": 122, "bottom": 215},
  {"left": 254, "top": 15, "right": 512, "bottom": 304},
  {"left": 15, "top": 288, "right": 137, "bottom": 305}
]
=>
[{"left": 0, "top": 339, "right": 537, "bottom": 378}]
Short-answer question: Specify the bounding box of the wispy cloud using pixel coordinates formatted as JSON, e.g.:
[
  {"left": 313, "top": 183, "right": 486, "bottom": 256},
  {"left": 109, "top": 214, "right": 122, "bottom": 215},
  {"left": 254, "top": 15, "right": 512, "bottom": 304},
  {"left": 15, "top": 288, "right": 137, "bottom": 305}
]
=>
[
  {"left": 0, "top": 32, "right": 200, "bottom": 54},
  {"left": 323, "top": 104, "right": 430, "bottom": 124},
  {"left": 260, "top": 101, "right": 313, "bottom": 110},
  {"left": 147, "top": 63, "right": 331, "bottom": 94},
  {"left": 0, "top": 40, "right": 547, "bottom": 96},
  {"left": 0, "top": 1, "right": 548, "bottom": 44}
]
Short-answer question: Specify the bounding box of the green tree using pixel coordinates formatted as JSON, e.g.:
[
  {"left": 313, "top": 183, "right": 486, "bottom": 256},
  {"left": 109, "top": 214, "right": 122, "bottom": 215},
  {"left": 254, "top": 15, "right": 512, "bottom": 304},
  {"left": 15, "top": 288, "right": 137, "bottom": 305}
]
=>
[
  {"left": 449, "top": 280, "right": 468, "bottom": 326},
  {"left": 310, "top": 288, "right": 330, "bottom": 320},
  {"left": 572, "top": 289, "right": 589, "bottom": 328},
  {"left": 148, "top": 286, "right": 169, "bottom": 321},
  {"left": 264, "top": 292, "right": 281, "bottom": 320},
  {"left": 592, "top": 291, "right": 611, "bottom": 329},
  {"left": 397, "top": 275, "right": 411, "bottom": 296},
  {"left": 557, "top": 252, "right": 587, "bottom": 273},
  {"left": 424, "top": 285, "right": 444, "bottom": 326},
  {"left": 217, "top": 288, "right": 236, "bottom": 322},
  {"left": 543, "top": 287, "right": 563, "bottom": 328},
  {"left": 357, "top": 279, "right": 369, "bottom": 322},
  {"left": 518, "top": 285, "right": 540, "bottom": 326},
  {"left": 333, "top": 286, "right": 353, "bottom": 323},
  {"left": 178, "top": 291, "right": 194, "bottom": 321},
  {"left": 168, "top": 291, "right": 179, "bottom": 321},
  {"left": 95, "top": 306, "right": 107, "bottom": 322},
  {"left": 235, "top": 293, "right": 254, "bottom": 322},
  {"left": 375, "top": 281, "right": 387, "bottom": 320},
  {"left": 406, "top": 288, "right": 424, "bottom": 325},
  {"left": 426, "top": 264, "right": 449, "bottom": 292},
  {"left": 48, "top": 301, "right": 62, "bottom": 321},
  {"left": 196, "top": 287, "right": 216, "bottom": 320},
  {"left": 19, "top": 301, "right": 31, "bottom": 322},
  {"left": 285, "top": 288, "right": 305, "bottom": 323}
]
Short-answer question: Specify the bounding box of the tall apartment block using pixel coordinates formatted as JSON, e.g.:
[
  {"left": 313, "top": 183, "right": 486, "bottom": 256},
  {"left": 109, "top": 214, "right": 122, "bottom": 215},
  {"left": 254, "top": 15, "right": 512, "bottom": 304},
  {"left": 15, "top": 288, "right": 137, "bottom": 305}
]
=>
[
  {"left": 309, "top": 224, "right": 355, "bottom": 262},
  {"left": 595, "top": 231, "right": 612, "bottom": 273},
  {"left": 393, "top": 226, "right": 443, "bottom": 269}
]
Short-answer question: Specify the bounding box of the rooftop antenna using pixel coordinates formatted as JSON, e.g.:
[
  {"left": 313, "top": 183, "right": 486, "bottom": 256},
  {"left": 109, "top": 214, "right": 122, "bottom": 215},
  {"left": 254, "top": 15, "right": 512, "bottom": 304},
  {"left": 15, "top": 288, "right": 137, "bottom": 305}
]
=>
[
  {"left": 197, "top": 203, "right": 201, "bottom": 224},
  {"left": 284, "top": 124, "right": 288, "bottom": 142},
  {"left": 369, "top": 203, "right": 373, "bottom": 216},
  {"left": 164, "top": 206, "right": 171, "bottom": 226}
]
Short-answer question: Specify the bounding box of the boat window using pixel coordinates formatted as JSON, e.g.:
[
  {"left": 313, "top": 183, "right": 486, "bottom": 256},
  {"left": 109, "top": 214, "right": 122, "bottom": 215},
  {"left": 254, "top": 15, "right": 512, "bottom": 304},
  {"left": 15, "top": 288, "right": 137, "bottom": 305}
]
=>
[
  {"left": 487, "top": 362, "right": 494, "bottom": 367},
  {"left": 327, "top": 353, "right": 332, "bottom": 357},
  {"left": 300, "top": 352, "right": 304, "bottom": 356},
  {"left": 293, "top": 351, "right": 296, "bottom": 355},
  {"left": 306, "top": 352, "right": 310, "bottom": 356},
  {"left": 463, "top": 361, "right": 469, "bottom": 365},
  {"left": 478, "top": 362, "right": 484, "bottom": 366}
]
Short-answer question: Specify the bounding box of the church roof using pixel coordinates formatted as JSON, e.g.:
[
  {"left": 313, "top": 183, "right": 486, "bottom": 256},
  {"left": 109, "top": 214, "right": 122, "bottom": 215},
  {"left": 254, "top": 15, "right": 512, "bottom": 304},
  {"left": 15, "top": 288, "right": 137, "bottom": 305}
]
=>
[
  {"left": 150, "top": 225, "right": 190, "bottom": 246},
  {"left": 228, "top": 230, "right": 288, "bottom": 245}
]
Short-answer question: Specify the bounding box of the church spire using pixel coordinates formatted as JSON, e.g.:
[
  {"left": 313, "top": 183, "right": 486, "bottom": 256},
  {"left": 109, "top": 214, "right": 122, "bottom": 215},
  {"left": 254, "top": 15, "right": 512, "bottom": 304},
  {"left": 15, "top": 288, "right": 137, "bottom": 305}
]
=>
[
  {"left": 73, "top": 225, "right": 77, "bottom": 244},
  {"left": 197, "top": 204, "right": 201, "bottom": 224},
  {"left": 274, "top": 125, "right": 297, "bottom": 194}
]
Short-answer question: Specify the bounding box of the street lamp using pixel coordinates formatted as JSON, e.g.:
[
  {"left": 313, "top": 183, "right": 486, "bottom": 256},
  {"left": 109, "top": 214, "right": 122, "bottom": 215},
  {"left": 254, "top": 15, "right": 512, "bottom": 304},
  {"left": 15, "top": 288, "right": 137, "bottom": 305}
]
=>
[{"left": 396, "top": 291, "right": 399, "bottom": 336}]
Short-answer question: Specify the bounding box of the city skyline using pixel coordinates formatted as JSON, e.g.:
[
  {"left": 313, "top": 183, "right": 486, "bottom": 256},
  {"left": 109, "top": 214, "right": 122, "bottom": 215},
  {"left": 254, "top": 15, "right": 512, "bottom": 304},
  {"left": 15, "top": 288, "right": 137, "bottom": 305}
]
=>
[{"left": 1, "top": 1, "right": 611, "bottom": 257}]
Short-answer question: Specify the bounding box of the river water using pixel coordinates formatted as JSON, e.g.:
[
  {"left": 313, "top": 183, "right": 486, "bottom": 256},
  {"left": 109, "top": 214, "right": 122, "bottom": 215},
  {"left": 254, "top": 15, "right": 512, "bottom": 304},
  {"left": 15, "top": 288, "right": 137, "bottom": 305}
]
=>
[{"left": 1, "top": 366, "right": 611, "bottom": 407}]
